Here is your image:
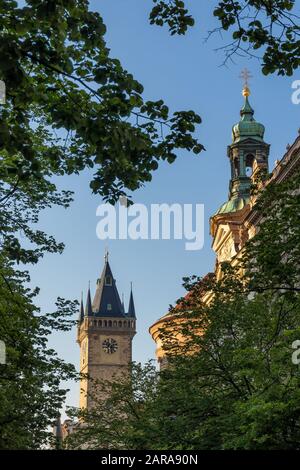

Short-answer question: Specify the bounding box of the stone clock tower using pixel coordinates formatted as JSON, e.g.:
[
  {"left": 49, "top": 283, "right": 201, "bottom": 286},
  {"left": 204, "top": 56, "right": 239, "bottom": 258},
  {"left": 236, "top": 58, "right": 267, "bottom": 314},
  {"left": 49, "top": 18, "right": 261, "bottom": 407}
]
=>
[{"left": 77, "top": 254, "right": 136, "bottom": 410}]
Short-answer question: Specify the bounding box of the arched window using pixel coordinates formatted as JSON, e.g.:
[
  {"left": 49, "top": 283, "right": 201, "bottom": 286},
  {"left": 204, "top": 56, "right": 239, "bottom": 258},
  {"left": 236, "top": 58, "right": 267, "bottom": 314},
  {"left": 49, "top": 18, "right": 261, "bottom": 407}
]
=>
[
  {"left": 105, "top": 276, "right": 112, "bottom": 286},
  {"left": 245, "top": 154, "right": 255, "bottom": 177}
]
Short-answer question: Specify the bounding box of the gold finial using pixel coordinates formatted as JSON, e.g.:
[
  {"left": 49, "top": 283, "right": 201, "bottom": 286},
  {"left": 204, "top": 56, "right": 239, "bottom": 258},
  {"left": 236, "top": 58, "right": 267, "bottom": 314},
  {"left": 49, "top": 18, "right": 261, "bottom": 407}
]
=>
[
  {"left": 242, "top": 86, "right": 250, "bottom": 97},
  {"left": 239, "top": 68, "right": 252, "bottom": 97}
]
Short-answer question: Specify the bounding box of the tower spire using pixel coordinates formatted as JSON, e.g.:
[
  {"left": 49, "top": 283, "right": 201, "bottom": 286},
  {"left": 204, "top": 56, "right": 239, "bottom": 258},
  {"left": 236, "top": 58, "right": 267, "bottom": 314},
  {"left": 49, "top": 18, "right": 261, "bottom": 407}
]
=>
[
  {"left": 104, "top": 246, "right": 109, "bottom": 263},
  {"left": 127, "top": 282, "right": 136, "bottom": 318},
  {"left": 92, "top": 255, "right": 124, "bottom": 317},
  {"left": 239, "top": 68, "right": 255, "bottom": 121},
  {"left": 85, "top": 284, "right": 93, "bottom": 317},
  {"left": 78, "top": 292, "right": 84, "bottom": 323},
  {"left": 212, "top": 77, "right": 269, "bottom": 217},
  {"left": 121, "top": 293, "right": 125, "bottom": 314}
]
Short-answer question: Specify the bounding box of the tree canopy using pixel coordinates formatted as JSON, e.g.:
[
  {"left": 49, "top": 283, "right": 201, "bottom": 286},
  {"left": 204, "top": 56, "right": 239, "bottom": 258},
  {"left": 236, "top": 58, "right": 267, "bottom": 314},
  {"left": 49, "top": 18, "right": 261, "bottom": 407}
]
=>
[
  {"left": 150, "top": 1, "right": 300, "bottom": 76},
  {"left": 0, "top": 0, "right": 203, "bottom": 204},
  {"left": 0, "top": 151, "right": 79, "bottom": 448}
]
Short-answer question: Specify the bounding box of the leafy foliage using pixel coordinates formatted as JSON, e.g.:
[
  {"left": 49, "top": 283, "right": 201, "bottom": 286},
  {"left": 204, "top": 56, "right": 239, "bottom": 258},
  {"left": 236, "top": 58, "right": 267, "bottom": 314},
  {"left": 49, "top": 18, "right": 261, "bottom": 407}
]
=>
[
  {"left": 0, "top": 256, "right": 78, "bottom": 449},
  {"left": 66, "top": 362, "right": 159, "bottom": 450},
  {"left": 0, "top": 0, "right": 203, "bottom": 204},
  {"left": 149, "top": 0, "right": 300, "bottom": 75},
  {"left": 150, "top": 0, "right": 195, "bottom": 35},
  {"left": 0, "top": 127, "right": 80, "bottom": 448}
]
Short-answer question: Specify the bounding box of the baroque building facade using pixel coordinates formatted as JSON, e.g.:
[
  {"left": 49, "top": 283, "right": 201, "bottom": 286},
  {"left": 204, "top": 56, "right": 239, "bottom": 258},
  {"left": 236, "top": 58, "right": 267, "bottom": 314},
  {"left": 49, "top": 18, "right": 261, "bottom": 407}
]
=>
[{"left": 150, "top": 85, "right": 300, "bottom": 365}]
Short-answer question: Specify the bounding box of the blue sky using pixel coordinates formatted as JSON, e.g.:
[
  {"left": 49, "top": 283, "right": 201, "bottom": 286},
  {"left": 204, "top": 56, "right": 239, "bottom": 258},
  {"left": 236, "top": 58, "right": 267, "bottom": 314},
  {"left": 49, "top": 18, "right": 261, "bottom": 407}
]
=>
[{"left": 27, "top": 0, "right": 300, "bottom": 413}]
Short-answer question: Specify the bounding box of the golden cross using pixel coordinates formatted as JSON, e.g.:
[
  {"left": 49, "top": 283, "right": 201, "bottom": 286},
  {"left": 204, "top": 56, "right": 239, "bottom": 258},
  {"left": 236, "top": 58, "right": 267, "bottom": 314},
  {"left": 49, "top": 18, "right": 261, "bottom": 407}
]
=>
[{"left": 239, "top": 68, "right": 252, "bottom": 88}]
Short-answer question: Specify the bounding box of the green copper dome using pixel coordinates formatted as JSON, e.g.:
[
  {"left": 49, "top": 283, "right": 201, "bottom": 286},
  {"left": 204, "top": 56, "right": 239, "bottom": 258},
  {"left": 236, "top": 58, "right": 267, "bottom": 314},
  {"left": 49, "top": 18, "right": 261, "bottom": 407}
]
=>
[
  {"left": 232, "top": 96, "right": 265, "bottom": 143},
  {"left": 215, "top": 195, "right": 249, "bottom": 216},
  {"left": 214, "top": 176, "right": 251, "bottom": 216}
]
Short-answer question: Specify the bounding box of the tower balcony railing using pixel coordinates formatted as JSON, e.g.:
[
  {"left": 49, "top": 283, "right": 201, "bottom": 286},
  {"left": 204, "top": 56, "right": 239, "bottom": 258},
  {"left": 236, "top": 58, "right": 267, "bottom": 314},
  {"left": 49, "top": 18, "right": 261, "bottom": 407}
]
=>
[{"left": 81, "top": 317, "right": 136, "bottom": 331}]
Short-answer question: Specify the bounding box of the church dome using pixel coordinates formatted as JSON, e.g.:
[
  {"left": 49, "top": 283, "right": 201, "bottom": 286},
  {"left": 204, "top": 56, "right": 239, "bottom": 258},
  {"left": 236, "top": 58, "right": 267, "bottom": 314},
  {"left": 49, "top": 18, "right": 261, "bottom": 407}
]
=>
[
  {"left": 215, "top": 195, "right": 249, "bottom": 216},
  {"left": 232, "top": 92, "right": 265, "bottom": 143}
]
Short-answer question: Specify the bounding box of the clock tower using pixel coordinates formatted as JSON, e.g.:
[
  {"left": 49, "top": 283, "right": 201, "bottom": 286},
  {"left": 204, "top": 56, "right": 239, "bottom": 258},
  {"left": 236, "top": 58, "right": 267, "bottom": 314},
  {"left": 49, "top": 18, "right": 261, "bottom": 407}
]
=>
[{"left": 77, "top": 254, "right": 136, "bottom": 410}]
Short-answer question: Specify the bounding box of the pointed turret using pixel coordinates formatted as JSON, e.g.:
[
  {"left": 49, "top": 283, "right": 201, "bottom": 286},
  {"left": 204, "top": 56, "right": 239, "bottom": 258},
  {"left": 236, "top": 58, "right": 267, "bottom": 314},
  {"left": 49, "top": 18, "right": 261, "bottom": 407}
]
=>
[
  {"left": 78, "top": 294, "right": 84, "bottom": 323},
  {"left": 92, "top": 253, "right": 124, "bottom": 317},
  {"left": 85, "top": 286, "right": 93, "bottom": 317},
  {"left": 127, "top": 284, "right": 136, "bottom": 318},
  {"left": 121, "top": 293, "right": 125, "bottom": 315}
]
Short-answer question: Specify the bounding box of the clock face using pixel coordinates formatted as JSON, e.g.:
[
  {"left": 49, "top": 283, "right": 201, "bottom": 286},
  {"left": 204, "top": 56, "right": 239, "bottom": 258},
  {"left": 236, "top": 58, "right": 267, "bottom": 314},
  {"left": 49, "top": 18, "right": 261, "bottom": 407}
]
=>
[{"left": 102, "top": 338, "right": 118, "bottom": 354}]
